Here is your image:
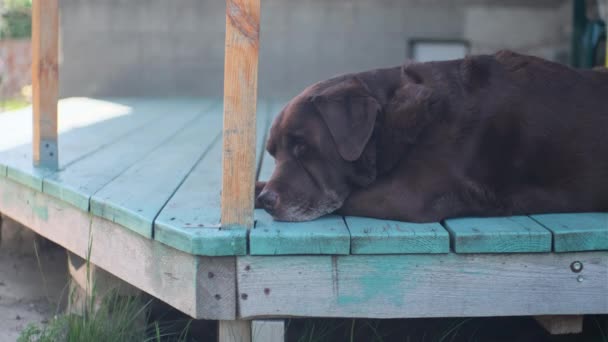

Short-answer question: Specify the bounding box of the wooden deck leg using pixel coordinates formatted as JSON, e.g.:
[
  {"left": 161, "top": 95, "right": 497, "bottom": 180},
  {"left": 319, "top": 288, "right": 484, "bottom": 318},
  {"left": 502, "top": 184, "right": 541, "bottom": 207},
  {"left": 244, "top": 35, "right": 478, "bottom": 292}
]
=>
[
  {"left": 219, "top": 320, "right": 252, "bottom": 342},
  {"left": 534, "top": 315, "right": 584, "bottom": 335},
  {"left": 32, "top": 0, "right": 59, "bottom": 169},
  {"left": 66, "top": 251, "right": 142, "bottom": 316},
  {"left": 252, "top": 320, "right": 285, "bottom": 342},
  {"left": 221, "top": 0, "right": 260, "bottom": 229}
]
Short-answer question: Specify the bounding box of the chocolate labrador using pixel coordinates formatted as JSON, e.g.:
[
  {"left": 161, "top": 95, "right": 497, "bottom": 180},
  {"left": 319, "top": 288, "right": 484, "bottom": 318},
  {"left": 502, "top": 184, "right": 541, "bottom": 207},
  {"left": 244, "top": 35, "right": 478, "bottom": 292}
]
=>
[{"left": 255, "top": 50, "right": 608, "bottom": 222}]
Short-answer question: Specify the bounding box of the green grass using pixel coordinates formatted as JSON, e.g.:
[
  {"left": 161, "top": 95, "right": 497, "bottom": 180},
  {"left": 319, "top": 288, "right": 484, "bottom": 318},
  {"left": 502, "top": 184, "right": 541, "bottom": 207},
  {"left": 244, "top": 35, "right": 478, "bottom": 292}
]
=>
[
  {"left": 0, "top": 98, "right": 30, "bottom": 112},
  {"left": 18, "top": 293, "right": 152, "bottom": 342},
  {"left": 18, "top": 237, "right": 193, "bottom": 342}
]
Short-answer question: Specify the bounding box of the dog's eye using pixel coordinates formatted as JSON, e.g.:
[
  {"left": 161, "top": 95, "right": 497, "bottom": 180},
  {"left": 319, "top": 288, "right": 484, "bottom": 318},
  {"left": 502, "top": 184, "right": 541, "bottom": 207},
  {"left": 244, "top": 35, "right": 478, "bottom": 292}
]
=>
[{"left": 292, "top": 142, "right": 307, "bottom": 158}]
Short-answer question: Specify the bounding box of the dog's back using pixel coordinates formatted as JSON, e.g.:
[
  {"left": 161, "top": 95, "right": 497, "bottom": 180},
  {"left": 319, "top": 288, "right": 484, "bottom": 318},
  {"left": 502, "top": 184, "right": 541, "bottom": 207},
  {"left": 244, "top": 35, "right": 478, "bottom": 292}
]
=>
[
  {"left": 406, "top": 51, "right": 608, "bottom": 216},
  {"left": 466, "top": 51, "right": 608, "bottom": 213}
]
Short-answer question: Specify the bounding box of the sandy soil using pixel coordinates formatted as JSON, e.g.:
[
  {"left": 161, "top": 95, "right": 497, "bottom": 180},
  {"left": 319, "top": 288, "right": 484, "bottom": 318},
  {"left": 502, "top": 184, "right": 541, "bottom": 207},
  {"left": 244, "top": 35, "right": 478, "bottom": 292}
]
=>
[{"left": 0, "top": 216, "right": 68, "bottom": 342}]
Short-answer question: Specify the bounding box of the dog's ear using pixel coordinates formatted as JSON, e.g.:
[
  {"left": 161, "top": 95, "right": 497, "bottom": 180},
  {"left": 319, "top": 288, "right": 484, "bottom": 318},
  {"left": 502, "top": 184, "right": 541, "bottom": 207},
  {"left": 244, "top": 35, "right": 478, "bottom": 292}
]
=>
[{"left": 311, "top": 77, "right": 381, "bottom": 161}]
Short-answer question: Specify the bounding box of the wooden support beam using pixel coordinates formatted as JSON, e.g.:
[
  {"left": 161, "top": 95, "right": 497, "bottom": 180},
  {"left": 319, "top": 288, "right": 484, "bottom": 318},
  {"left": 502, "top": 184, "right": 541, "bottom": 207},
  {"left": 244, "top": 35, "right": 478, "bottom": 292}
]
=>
[
  {"left": 221, "top": 0, "right": 260, "bottom": 230},
  {"left": 534, "top": 315, "right": 584, "bottom": 335},
  {"left": 31, "top": 0, "right": 59, "bottom": 169},
  {"left": 252, "top": 320, "right": 285, "bottom": 342},
  {"left": 219, "top": 320, "right": 252, "bottom": 342}
]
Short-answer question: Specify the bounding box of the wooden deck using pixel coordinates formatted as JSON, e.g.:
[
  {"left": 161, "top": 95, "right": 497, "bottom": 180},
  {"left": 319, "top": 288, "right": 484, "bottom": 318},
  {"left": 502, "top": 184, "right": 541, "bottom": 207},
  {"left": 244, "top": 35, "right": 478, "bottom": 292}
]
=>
[{"left": 0, "top": 98, "right": 607, "bottom": 320}]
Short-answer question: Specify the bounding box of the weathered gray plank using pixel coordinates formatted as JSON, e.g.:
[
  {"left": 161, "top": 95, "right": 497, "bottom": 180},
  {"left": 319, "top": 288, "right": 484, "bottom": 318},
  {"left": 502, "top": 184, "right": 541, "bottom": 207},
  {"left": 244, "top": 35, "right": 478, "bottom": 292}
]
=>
[
  {"left": 347, "top": 217, "right": 449, "bottom": 254},
  {"left": 196, "top": 257, "right": 237, "bottom": 319},
  {"left": 0, "top": 176, "right": 234, "bottom": 319},
  {"left": 90, "top": 109, "right": 223, "bottom": 238},
  {"left": 237, "top": 253, "right": 608, "bottom": 319},
  {"left": 444, "top": 216, "right": 552, "bottom": 253},
  {"left": 153, "top": 101, "right": 270, "bottom": 255},
  {"left": 43, "top": 100, "right": 213, "bottom": 211},
  {"left": 532, "top": 213, "right": 608, "bottom": 252}
]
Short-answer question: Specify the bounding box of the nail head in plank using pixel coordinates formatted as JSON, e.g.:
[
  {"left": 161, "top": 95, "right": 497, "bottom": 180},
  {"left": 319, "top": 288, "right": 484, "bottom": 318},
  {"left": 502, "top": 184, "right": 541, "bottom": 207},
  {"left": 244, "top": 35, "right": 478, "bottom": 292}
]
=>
[
  {"left": 250, "top": 211, "right": 350, "bottom": 255},
  {"left": 154, "top": 101, "right": 270, "bottom": 255},
  {"left": 90, "top": 111, "right": 222, "bottom": 238},
  {"left": 237, "top": 253, "right": 608, "bottom": 319},
  {"left": 532, "top": 213, "right": 608, "bottom": 252},
  {"left": 347, "top": 217, "right": 449, "bottom": 254},
  {"left": 43, "top": 100, "right": 212, "bottom": 211},
  {"left": 444, "top": 216, "right": 552, "bottom": 253},
  {"left": 221, "top": 0, "right": 261, "bottom": 229}
]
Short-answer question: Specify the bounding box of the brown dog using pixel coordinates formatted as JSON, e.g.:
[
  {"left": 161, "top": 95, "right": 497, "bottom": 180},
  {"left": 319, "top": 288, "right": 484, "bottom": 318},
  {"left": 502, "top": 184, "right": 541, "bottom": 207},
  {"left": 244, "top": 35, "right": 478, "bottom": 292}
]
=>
[{"left": 255, "top": 50, "right": 608, "bottom": 222}]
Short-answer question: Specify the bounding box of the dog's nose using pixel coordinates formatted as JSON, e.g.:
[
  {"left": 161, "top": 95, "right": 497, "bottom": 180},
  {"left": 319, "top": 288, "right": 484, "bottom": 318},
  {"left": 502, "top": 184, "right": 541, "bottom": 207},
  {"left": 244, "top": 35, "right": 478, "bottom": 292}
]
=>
[{"left": 257, "top": 189, "right": 278, "bottom": 212}]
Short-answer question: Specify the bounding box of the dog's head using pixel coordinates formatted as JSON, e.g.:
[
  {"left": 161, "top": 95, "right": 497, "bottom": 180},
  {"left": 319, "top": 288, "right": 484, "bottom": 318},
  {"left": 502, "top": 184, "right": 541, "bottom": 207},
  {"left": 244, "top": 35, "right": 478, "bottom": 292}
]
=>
[{"left": 257, "top": 75, "right": 381, "bottom": 221}]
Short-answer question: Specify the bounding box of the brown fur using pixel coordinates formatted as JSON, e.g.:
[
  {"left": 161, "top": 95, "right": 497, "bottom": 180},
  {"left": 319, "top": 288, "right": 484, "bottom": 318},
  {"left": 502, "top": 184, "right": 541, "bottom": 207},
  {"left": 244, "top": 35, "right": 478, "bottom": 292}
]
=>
[{"left": 256, "top": 51, "right": 608, "bottom": 222}]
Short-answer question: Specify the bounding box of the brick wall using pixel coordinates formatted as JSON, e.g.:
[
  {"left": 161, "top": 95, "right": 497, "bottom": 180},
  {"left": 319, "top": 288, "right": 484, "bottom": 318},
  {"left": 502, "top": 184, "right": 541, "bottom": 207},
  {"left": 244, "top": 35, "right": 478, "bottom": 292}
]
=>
[{"left": 0, "top": 39, "right": 31, "bottom": 98}]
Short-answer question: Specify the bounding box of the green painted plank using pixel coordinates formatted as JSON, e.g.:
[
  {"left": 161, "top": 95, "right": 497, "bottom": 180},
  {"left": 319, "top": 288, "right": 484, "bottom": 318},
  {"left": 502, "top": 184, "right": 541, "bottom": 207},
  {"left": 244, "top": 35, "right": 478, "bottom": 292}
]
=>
[
  {"left": 43, "top": 100, "right": 215, "bottom": 211},
  {"left": 444, "top": 216, "right": 552, "bottom": 253},
  {"left": 531, "top": 213, "right": 608, "bottom": 252},
  {"left": 0, "top": 106, "right": 32, "bottom": 177},
  {"left": 251, "top": 211, "right": 350, "bottom": 255},
  {"left": 153, "top": 100, "right": 271, "bottom": 255},
  {"left": 347, "top": 217, "right": 449, "bottom": 254},
  {"left": 251, "top": 100, "right": 350, "bottom": 255},
  {"left": 90, "top": 106, "right": 223, "bottom": 238},
  {"left": 0, "top": 98, "right": 169, "bottom": 190}
]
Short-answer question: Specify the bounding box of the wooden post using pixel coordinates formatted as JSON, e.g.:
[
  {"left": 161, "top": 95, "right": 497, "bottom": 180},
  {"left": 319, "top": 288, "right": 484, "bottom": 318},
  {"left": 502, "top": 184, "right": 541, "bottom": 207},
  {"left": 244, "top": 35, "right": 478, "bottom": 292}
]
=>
[
  {"left": 220, "top": 0, "right": 260, "bottom": 339},
  {"left": 31, "top": 0, "right": 59, "bottom": 169},
  {"left": 221, "top": 0, "right": 260, "bottom": 230}
]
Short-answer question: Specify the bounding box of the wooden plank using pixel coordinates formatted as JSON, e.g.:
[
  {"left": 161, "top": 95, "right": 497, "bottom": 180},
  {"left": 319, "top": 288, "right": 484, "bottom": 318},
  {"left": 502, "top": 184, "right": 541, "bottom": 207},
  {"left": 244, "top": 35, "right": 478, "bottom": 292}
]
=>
[
  {"left": 221, "top": 0, "right": 261, "bottom": 230},
  {"left": 90, "top": 110, "right": 223, "bottom": 238},
  {"left": 534, "top": 315, "right": 583, "bottom": 335},
  {"left": 196, "top": 257, "right": 237, "bottom": 319},
  {"left": 43, "top": 100, "right": 213, "bottom": 211},
  {"left": 251, "top": 212, "right": 350, "bottom": 255},
  {"left": 531, "top": 213, "right": 608, "bottom": 252},
  {"left": 252, "top": 320, "right": 285, "bottom": 342},
  {"left": 347, "top": 217, "right": 449, "bottom": 254},
  {"left": 1, "top": 99, "right": 168, "bottom": 191},
  {"left": 153, "top": 101, "right": 270, "bottom": 256},
  {"left": 0, "top": 108, "right": 34, "bottom": 177},
  {"left": 444, "top": 216, "right": 552, "bottom": 253},
  {"left": 219, "top": 320, "right": 251, "bottom": 342},
  {"left": 237, "top": 253, "right": 608, "bottom": 319},
  {"left": 32, "top": 0, "right": 59, "bottom": 169},
  {"left": 0, "top": 177, "right": 235, "bottom": 319}
]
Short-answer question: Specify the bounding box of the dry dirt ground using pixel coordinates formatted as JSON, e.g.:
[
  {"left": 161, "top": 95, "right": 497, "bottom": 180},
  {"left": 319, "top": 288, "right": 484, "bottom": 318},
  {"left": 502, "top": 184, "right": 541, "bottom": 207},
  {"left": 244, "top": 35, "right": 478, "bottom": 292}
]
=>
[{"left": 0, "top": 216, "right": 68, "bottom": 342}]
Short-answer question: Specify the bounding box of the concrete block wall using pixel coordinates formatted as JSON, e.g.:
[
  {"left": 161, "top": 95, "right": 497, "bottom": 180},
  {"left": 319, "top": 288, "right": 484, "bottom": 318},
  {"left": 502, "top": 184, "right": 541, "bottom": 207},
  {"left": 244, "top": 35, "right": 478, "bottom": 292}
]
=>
[{"left": 58, "top": 0, "right": 570, "bottom": 99}]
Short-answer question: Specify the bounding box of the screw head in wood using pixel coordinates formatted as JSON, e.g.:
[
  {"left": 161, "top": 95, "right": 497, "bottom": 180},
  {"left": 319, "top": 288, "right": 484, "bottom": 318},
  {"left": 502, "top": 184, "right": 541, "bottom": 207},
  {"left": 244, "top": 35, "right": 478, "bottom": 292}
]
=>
[{"left": 570, "top": 261, "right": 583, "bottom": 273}]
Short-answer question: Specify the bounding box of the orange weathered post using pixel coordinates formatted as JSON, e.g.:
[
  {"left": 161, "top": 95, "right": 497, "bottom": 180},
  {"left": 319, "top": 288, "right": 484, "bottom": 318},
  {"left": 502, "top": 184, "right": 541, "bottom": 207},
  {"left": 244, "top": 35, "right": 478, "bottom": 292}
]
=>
[
  {"left": 31, "top": 0, "right": 59, "bottom": 169},
  {"left": 219, "top": 0, "right": 260, "bottom": 339},
  {"left": 221, "top": 0, "right": 260, "bottom": 230}
]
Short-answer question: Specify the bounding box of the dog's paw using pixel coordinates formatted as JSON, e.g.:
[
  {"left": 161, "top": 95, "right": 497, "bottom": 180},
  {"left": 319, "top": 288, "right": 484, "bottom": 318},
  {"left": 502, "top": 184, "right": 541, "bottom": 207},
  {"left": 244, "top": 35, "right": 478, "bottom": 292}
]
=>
[{"left": 254, "top": 181, "right": 266, "bottom": 208}]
